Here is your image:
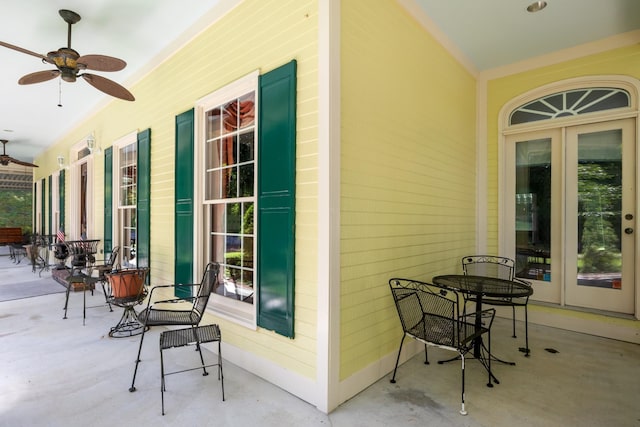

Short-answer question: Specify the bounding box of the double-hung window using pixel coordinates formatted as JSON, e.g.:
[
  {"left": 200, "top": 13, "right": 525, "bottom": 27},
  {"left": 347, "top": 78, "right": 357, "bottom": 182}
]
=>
[
  {"left": 194, "top": 62, "right": 296, "bottom": 336},
  {"left": 118, "top": 142, "right": 137, "bottom": 266},
  {"left": 199, "top": 72, "right": 258, "bottom": 323}
]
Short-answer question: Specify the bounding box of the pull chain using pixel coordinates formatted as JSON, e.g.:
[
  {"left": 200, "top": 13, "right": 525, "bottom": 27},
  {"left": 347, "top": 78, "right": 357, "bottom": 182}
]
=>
[{"left": 57, "top": 79, "right": 62, "bottom": 107}]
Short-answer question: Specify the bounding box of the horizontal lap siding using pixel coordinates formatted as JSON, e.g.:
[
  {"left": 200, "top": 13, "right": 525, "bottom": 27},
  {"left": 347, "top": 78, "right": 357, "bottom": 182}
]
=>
[
  {"left": 340, "top": 0, "right": 477, "bottom": 380},
  {"left": 35, "top": 0, "right": 319, "bottom": 380}
]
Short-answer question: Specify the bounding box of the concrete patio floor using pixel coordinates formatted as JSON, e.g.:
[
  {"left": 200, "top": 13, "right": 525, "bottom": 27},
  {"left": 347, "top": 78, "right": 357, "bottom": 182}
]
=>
[{"left": 1, "top": 247, "right": 639, "bottom": 427}]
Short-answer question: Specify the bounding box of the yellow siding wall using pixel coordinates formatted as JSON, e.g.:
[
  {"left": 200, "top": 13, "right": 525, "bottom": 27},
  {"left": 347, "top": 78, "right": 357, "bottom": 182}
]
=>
[
  {"left": 340, "top": 0, "right": 477, "bottom": 379},
  {"left": 484, "top": 44, "right": 640, "bottom": 252},
  {"left": 35, "top": 0, "right": 319, "bottom": 380}
]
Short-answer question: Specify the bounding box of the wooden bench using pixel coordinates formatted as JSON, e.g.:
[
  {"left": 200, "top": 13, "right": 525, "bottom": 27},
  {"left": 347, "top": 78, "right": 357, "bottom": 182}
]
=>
[{"left": 0, "top": 227, "right": 23, "bottom": 245}]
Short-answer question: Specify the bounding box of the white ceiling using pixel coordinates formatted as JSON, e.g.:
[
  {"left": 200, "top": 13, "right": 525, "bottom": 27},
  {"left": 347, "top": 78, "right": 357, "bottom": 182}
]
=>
[{"left": 1, "top": 0, "right": 639, "bottom": 165}]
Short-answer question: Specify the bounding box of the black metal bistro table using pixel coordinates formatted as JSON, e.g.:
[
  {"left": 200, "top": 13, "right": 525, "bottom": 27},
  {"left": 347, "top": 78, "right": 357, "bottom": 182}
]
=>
[{"left": 432, "top": 275, "right": 533, "bottom": 360}]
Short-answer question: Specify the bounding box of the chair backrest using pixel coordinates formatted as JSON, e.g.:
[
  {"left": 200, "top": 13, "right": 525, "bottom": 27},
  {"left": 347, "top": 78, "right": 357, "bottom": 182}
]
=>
[
  {"left": 107, "top": 246, "right": 120, "bottom": 267},
  {"left": 462, "top": 255, "right": 515, "bottom": 280},
  {"left": 192, "top": 262, "right": 220, "bottom": 317},
  {"left": 389, "top": 278, "right": 459, "bottom": 347}
]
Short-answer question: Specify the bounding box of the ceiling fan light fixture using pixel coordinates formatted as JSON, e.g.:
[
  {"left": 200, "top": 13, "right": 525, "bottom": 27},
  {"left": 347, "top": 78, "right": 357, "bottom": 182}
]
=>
[{"left": 527, "top": 1, "right": 547, "bottom": 13}]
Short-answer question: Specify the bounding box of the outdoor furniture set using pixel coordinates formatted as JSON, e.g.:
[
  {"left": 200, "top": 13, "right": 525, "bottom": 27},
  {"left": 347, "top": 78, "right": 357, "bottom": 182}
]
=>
[
  {"left": 58, "top": 246, "right": 223, "bottom": 415},
  {"left": 389, "top": 255, "right": 533, "bottom": 415}
]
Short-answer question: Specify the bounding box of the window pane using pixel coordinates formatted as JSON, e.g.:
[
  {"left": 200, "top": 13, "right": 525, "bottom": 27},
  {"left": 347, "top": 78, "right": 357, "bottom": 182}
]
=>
[
  {"left": 211, "top": 233, "right": 225, "bottom": 263},
  {"left": 242, "top": 236, "right": 254, "bottom": 269},
  {"left": 239, "top": 93, "right": 255, "bottom": 129},
  {"left": 206, "top": 170, "right": 222, "bottom": 200},
  {"left": 239, "top": 131, "right": 254, "bottom": 163},
  {"left": 577, "top": 130, "right": 622, "bottom": 288},
  {"left": 515, "top": 138, "right": 552, "bottom": 281},
  {"left": 206, "top": 139, "right": 222, "bottom": 169},
  {"left": 211, "top": 204, "right": 225, "bottom": 233},
  {"left": 227, "top": 203, "right": 241, "bottom": 234},
  {"left": 239, "top": 164, "right": 254, "bottom": 197},
  {"left": 243, "top": 202, "right": 254, "bottom": 234},
  {"left": 207, "top": 108, "right": 222, "bottom": 139},
  {"left": 223, "top": 100, "right": 238, "bottom": 133},
  {"left": 223, "top": 167, "right": 237, "bottom": 199},
  {"left": 221, "top": 136, "right": 237, "bottom": 167}
]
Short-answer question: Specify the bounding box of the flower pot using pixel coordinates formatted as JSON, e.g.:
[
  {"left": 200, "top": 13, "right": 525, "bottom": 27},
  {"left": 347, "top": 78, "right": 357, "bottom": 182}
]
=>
[{"left": 106, "top": 269, "right": 147, "bottom": 299}]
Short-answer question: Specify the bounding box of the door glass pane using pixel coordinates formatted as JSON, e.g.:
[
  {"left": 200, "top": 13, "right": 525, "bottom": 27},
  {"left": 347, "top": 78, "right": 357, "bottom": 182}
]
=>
[
  {"left": 515, "top": 138, "right": 552, "bottom": 281},
  {"left": 577, "top": 130, "right": 622, "bottom": 289}
]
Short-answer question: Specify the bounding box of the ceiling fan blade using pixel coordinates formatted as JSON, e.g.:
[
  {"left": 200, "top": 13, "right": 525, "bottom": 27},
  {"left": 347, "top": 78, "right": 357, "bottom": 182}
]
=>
[
  {"left": 77, "top": 54, "right": 126, "bottom": 72},
  {"left": 18, "top": 70, "right": 61, "bottom": 85},
  {"left": 8, "top": 157, "right": 38, "bottom": 168},
  {"left": 81, "top": 73, "right": 135, "bottom": 101},
  {"left": 0, "top": 41, "right": 52, "bottom": 63}
]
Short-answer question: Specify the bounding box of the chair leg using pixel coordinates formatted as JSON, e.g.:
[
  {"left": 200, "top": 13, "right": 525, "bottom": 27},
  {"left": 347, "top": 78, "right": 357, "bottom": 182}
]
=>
[
  {"left": 160, "top": 343, "right": 166, "bottom": 415},
  {"left": 486, "top": 329, "right": 493, "bottom": 388},
  {"left": 523, "top": 306, "right": 530, "bottom": 357},
  {"left": 459, "top": 353, "right": 467, "bottom": 416},
  {"left": 217, "top": 339, "right": 225, "bottom": 401},
  {"left": 390, "top": 335, "right": 406, "bottom": 383},
  {"left": 423, "top": 343, "right": 429, "bottom": 365},
  {"left": 192, "top": 326, "right": 209, "bottom": 377},
  {"left": 130, "top": 326, "right": 148, "bottom": 392},
  {"left": 511, "top": 306, "right": 517, "bottom": 338},
  {"left": 101, "top": 282, "right": 113, "bottom": 312},
  {"left": 63, "top": 282, "right": 71, "bottom": 319}
]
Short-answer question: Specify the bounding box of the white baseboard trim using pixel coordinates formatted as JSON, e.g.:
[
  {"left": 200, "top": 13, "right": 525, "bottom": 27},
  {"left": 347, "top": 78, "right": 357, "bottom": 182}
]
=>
[{"left": 221, "top": 340, "right": 320, "bottom": 408}]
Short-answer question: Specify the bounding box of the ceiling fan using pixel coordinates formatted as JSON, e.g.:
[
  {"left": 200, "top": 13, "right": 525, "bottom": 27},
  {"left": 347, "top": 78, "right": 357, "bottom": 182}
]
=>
[
  {"left": 0, "top": 9, "right": 134, "bottom": 101},
  {"left": 0, "top": 140, "right": 38, "bottom": 168}
]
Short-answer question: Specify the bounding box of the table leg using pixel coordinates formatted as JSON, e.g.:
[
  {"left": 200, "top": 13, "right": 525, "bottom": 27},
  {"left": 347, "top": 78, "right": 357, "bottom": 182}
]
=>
[{"left": 473, "top": 297, "right": 483, "bottom": 358}]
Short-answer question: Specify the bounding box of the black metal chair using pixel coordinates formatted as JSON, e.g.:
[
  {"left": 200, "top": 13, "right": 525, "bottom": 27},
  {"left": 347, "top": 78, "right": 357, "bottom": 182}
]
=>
[
  {"left": 129, "top": 262, "right": 220, "bottom": 392},
  {"left": 389, "top": 278, "right": 495, "bottom": 416},
  {"left": 462, "top": 255, "right": 532, "bottom": 356},
  {"left": 91, "top": 246, "right": 121, "bottom": 309}
]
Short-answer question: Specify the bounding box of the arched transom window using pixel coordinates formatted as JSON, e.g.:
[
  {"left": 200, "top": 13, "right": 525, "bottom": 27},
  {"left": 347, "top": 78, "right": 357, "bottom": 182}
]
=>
[{"left": 509, "top": 87, "right": 630, "bottom": 125}]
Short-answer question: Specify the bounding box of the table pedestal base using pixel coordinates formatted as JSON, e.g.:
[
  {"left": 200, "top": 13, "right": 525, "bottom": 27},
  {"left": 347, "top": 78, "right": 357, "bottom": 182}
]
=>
[{"left": 109, "top": 306, "right": 148, "bottom": 338}]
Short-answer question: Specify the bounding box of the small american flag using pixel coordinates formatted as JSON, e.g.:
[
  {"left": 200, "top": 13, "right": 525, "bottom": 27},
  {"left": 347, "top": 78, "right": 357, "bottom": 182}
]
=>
[{"left": 57, "top": 228, "right": 65, "bottom": 243}]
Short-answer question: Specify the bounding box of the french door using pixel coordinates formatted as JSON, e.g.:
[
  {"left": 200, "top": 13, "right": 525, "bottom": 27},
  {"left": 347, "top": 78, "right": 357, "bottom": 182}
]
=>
[{"left": 505, "top": 118, "right": 636, "bottom": 314}]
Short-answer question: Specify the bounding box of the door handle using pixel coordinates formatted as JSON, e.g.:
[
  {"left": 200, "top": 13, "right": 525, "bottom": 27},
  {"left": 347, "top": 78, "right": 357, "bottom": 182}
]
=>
[{"left": 624, "top": 227, "right": 634, "bottom": 234}]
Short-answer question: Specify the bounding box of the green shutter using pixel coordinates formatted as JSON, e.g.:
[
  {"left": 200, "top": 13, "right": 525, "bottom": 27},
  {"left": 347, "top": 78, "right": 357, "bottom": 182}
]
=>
[
  {"left": 41, "top": 178, "right": 45, "bottom": 234},
  {"left": 48, "top": 175, "right": 52, "bottom": 236},
  {"left": 257, "top": 60, "right": 297, "bottom": 338},
  {"left": 104, "top": 147, "right": 113, "bottom": 253},
  {"left": 137, "top": 129, "right": 151, "bottom": 276},
  {"left": 174, "top": 109, "right": 195, "bottom": 298},
  {"left": 59, "top": 170, "right": 65, "bottom": 231},
  {"left": 33, "top": 182, "right": 37, "bottom": 233}
]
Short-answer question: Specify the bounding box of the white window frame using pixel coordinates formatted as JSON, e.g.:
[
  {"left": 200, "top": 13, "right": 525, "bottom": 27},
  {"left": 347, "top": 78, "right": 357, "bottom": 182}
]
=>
[
  {"left": 51, "top": 170, "right": 60, "bottom": 233},
  {"left": 111, "top": 131, "right": 138, "bottom": 268},
  {"left": 195, "top": 70, "right": 259, "bottom": 329}
]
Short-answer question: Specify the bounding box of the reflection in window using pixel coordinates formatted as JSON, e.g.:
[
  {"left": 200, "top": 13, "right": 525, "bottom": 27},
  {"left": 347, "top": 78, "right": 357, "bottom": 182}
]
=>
[
  {"left": 515, "top": 139, "right": 552, "bottom": 281},
  {"left": 119, "top": 142, "right": 137, "bottom": 267},
  {"left": 204, "top": 91, "right": 256, "bottom": 304}
]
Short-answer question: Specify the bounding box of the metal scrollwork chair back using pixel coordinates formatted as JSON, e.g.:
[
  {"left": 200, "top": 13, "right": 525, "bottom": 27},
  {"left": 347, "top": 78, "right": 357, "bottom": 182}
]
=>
[
  {"left": 388, "top": 278, "right": 495, "bottom": 415},
  {"left": 129, "top": 262, "right": 220, "bottom": 392},
  {"left": 462, "top": 255, "right": 532, "bottom": 356}
]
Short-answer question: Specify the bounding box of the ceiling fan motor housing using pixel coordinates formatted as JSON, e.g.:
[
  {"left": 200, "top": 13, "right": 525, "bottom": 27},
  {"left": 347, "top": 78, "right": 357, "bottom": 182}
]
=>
[{"left": 48, "top": 48, "right": 79, "bottom": 82}]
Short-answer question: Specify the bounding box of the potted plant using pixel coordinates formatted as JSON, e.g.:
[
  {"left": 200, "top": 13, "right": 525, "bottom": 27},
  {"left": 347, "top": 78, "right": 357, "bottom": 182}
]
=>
[{"left": 106, "top": 268, "right": 148, "bottom": 299}]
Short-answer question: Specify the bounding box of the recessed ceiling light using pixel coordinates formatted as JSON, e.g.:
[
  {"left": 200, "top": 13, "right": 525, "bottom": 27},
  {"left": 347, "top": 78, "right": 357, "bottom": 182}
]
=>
[{"left": 527, "top": 1, "right": 547, "bottom": 12}]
